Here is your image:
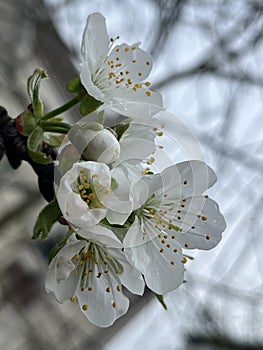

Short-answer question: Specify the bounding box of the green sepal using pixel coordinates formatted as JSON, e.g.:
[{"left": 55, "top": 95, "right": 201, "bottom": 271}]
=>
[
  {"left": 27, "top": 68, "right": 48, "bottom": 118},
  {"left": 40, "top": 120, "right": 71, "bottom": 134},
  {"left": 27, "top": 126, "right": 52, "bottom": 164},
  {"left": 155, "top": 294, "right": 167, "bottom": 310},
  {"left": 48, "top": 228, "right": 74, "bottom": 263},
  {"left": 43, "top": 133, "right": 63, "bottom": 147},
  {"left": 80, "top": 94, "right": 102, "bottom": 116},
  {"left": 115, "top": 123, "right": 130, "bottom": 140},
  {"left": 33, "top": 199, "right": 62, "bottom": 240},
  {"left": 67, "top": 77, "right": 84, "bottom": 93},
  {"left": 22, "top": 109, "right": 37, "bottom": 135}
]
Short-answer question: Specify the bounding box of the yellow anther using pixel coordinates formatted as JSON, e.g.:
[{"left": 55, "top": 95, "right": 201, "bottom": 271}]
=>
[
  {"left": 78, "top": 185, "right": 84, "bottom": 190},
  {"left": 144, "top": 81, "right": 151, "bottom": 87},
  {"left": 156, "top": 131, "right": 163, "bottom": 136},
  {"left": 131, "top": 46, "right": 137, "bottom": 50},
  {"left": 146, "top": 91, "right": 152, "bottom": 97},
  {"left": 82, "top": 304, "right": 88, "bottom": 311},
  {"left": 181, "top": 257, "right": 188, "bottom": 264},
  {"left": 124, "top": 47, "right": 129, "bottom": 52},
  {"left": 88, "top": 193, "right": 95, "bottom": 201},
  {"left": 70, "top": 296, "right": 77, "bottom": 303}
]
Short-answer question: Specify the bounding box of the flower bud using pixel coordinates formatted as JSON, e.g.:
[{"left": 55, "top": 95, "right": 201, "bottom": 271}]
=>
[{"left": 69, "top": 122, "right": 120, "bottom": 164}]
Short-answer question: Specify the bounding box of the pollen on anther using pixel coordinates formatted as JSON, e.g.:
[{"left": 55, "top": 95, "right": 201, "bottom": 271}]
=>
[
  {"left": 70, "top": 297, "right": 77, "bottom": 303},
  {"left": 181, "top": 257, "right": 188, "bottom": 264},
  {"left": 82, "top": 304, "right": 88, "bottom": 311},
  {"left": 146, "top": 91, "right": 152, "bottom": 96},
  {"left": 124, "top": 47, "right": 129, "bottom": 52}
]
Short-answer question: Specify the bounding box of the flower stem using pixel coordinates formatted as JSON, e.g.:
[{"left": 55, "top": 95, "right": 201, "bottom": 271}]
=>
[{"left": 42, "top": 94, "right": 83, "bottom": 121}]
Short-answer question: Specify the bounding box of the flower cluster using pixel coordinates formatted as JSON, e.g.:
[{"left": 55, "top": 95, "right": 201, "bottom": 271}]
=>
[{"left": 26, "top": 12, "right": 226, "bottom": 327}]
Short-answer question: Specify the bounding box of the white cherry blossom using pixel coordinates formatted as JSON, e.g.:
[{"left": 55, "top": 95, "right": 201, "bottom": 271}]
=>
[
  {"left": 124, "top": 160, "right": 226, "bottom": 294},
  {"left": 45, "top": 225, "right": 144, "bottom": 327},
  {"left": 56, "top": 161, "right": 136, "bottom": 228},
  {"left": 80, "top": 12, "right": 163, "bottom": 117}
]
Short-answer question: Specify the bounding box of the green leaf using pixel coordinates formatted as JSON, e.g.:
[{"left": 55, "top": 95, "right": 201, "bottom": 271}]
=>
[
  {"left": 33, "top": 199, "right": 62, "bottom": 240},
  {"left": 155, "top": 294, "right": 167, "bottom": 310},
  {"left": 80, "top": 94, "right": 102, "bottom": 116},
  {"left": 27, "top": 69, "right": 48, "bottom": 118},
  {"left": 27, "top": 126, "right": 52, "bottom": 164},
  {"left": 43, "top": 133, "right": 63, "bottom": 147},
  {"left": 67, "top": 77, "right": 84, "bottom": 93}
]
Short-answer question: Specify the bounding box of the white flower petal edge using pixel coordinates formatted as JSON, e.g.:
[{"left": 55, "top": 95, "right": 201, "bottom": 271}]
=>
[
  {"left": 123, "top": 160, "right": 226, "bottom": 294},
  {"left": 80, "top": 13, "right": 163, "bottom": 117},
  {"left": 46, "top": 225, "right": 144, "bottom": 327}
]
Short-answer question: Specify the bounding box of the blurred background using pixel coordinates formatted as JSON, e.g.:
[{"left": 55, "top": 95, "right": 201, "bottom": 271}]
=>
[{"left": 0, "top": 0, "right": 263, "bottom": 349}]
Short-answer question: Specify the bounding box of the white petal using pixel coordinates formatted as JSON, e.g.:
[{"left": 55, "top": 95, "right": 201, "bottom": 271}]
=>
[
  {"left": 107, "top": 43, "right": 152, "bottom": 83},
  {"left": 124, "top": 221, "right": 184, "bottom": 294},
  {"left": 107, "top": 247, "right": 145, "bottom": 295},
  {"left": 106, "top": 210, "right": 131, "bottom": 225},
  {"left": 78, "top": 225, "right": 122, "bottom": 249},
  {"left": 102, "top": 167, "right": 133, "bottom": 214},
  {"left": 118, "top": 122, "right": 156, "bottom": 164},
  {"left": 170, "top": 197, "right": 226, "bottom": 250},
  {"left": 81, "top": 13, "right": 110, "bottom": 73},
  {"left": 76, "top": 253, "right": 129, "bottom": 327},
  {"left": 110, "top": 90, "right": 163, "bottom": 119},
  {"left": 45, "top": 241, "right": 85, "bottom": 303},
  {"left": 80, "top": 62, "right": 105, "bottom": 102}
]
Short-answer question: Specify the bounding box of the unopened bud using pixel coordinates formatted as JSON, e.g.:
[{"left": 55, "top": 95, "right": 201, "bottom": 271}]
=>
[{"left": 69, "top": 122, "right": 120, "bottom": 164}]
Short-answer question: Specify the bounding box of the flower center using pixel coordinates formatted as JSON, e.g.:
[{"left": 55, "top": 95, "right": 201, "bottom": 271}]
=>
[
  {"left": 71, "top": 243, "right": 123, "bottom": 291},
  {"left": 77, "top": 170, "right": 106, "bottom": 209},
  {"left": 93, "top": 41, "right": 153, "bottom": 97}
]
